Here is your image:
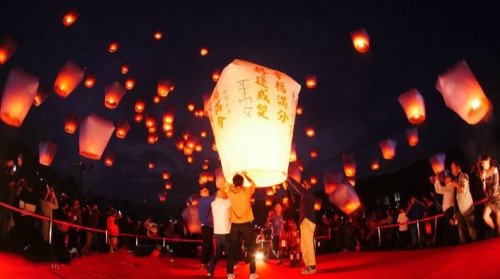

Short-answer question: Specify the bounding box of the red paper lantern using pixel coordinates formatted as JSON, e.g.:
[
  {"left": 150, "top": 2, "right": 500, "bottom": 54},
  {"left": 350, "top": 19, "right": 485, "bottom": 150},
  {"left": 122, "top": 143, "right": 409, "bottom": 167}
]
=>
[
  {"left": 38, "top": 141, "right": 57, "bottom": 166},
  {"left": 64, "top": 113, "right": 79, "bottom": 134},
  {"left": 159, "top": 191, "right": 167, "bottom": 202},
  {"left": 163, "top": 105, "right": 176, "bottom": 124},
  {"left": 108, "top": 42, "right": 118, "bottom": 53},
  {"left": 158, "top": 79, "right": 174, "bottom": 97},
  {"left": 328, "top": 183, "right": 361, "bottom": 215},
  {"left": 135, "top": 100, "right": 145, "bottom": 113},
  {"left": 310, "top": 147, "right": 318, "bottom": 158},
  {"left": 115, "top": 120, "right": 131, "bottom": 139},
  {"left": 148, "top": 162, "right": 155, "bottom": 169},
  {"left": 103, "top": 150, "right": 116, "bottom": 167},
  {"left": 54, "top": 60, "right": 84, "bottom": 98},
  {"left": 351, "top": 28, "right": 370, "bottom": 53},
  {"left": 79, "top": 114, "right": 115, "bottom": 160},
  {"left": 370, "top": 159, "right": 380, "bottom": 171},
  {"left": 398, "top": 88, "right": 426, "bottom": 124},
  {"left": 121, "top": 64, "right": 129, "bottom": 74},
  {"left": 154, "top": 31, "right": 163, "bottom": 40},
  {"left": 84, "top": 74, "right": 96, "bottom": 88},
  {"left": 406, "top": 127, "right": 419, "bottom": 147},
  {"left": 288, "top": 162, "right": 302, "bottom": 183},
  {"left": 153, "top": 96, "right": 161, "bottom": 104},
  {"left": 165, "top": 181, "right": 172, "bottom": 190},
  {"left": 200, "top": 48, "right": 208, "bottom": 56},
  {"left": 313, "top": 197, "right": 322, "bottom": 211},
  {"left": 342, "top": 154, "right": 356, "bottom": 177},
  {"left": 125, "top": 78, "right": 135, "bottom": 90},
  {"left": 212, "top": 70, "right": 220, "bottom": 82},
  {"left": 63, "top": 8, "right": 79, "bottom": 26},
  {"left": 104, "top": 81, "right": 126, "bottom": 109},
  {"left": 306, "top": 75, "right": 317, "bottom": 89},
  {"left": 306, "top": 127, "right": 315, "bottom": 137},
  {"left": 33, "top": 86, "right": 49, "bottom": 107},
  {"left": 134, "top": 113, "right": 143, "bottom": 123},
  {"left": 379, "top": 139, "right": 397, "bottom": 160},
  {"left": 0, "top": 68, "right": 39, "bottom": 127},
  {"left": 148, "top": 134, "right": 158, "bottom": 144},
  {"left": 296, "top": 106, "right": 303, "bottom": 115},
  {"left": 0, "top": 36, "right": 17, "bottom": 65},
  {"left": 162, "top": 171, "right": 170, "bottom": 180},
  {"left": 324, "top": 171, "right": 342, "bottom": 194}
]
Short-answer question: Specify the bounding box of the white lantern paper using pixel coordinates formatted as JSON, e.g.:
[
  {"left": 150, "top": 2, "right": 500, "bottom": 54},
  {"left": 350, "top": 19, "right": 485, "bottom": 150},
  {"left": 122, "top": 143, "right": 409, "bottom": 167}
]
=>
[
  {"left": 53, "top": 60, "right": 85, "bottom": 98},
  {"left": 79, "top": 113, "right": 115, "bottom": 160},
  {"left": 206, "top": 59, "right": 301, "bottom": 187},
  {"left": 0, "top": 67, "right": 39, "bottom": 127},
  {"left": 436, "top": 60, "right": 491, "bottom": 125},
  {"left": 328, "top": 183, "right": 361, "bottom": 215},
  {"left": 104, "top": 81, "right": 126, "bottom": 109},
  {"left": 38, "top": 141, "right": 57, "bottom": 166},
  {"left": 215, "top": 167, "right": 227, "bottom": 189},
  {"left": 429, "top": 153, "right": 446, "bottom": 174},
  {"left": 379, "top": 139, "right": 397, "bottom": 160},
  {"left": 398, "top": 88, "right": 426, "bottom": 124}
]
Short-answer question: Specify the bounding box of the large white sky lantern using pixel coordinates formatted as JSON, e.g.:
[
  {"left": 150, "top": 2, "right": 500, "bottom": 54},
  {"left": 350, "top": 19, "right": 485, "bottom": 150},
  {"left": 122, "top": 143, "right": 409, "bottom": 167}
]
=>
[
  {"left": 38, "top": 141, "right": 57, "bottom": 166},
  {"left": 328, "top": 183, "right": 361, "bottom": 215},
  {"left": 398, "top": 88, "right": 426, "bottom": 124},
  {"left": 1, "top": 67, "right": 39, "bottom": 127},
  {"left": 79, "top": 113, "right": 115, "bottom": 160},
  {"left": 429, "top": 153, "right": 446, "bottom": 174},
  {"left": 436, "top": 60, "right": 491, "bottom": 125},
  {"left": 206, "top": 59, "right": 301, "bottom": 187}
]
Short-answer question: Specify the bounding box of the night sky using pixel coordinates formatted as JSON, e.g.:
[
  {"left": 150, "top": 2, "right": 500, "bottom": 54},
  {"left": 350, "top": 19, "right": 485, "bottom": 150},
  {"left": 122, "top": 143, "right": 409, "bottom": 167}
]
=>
[{"left": 1, "top": 0, "right": 499, "bottom": 213}]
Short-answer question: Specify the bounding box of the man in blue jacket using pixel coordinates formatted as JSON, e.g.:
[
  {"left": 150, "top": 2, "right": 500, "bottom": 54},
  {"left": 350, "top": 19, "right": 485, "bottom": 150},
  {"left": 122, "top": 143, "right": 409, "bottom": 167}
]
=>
[{"left": 198, "top": 187, "right": 215, "bottom": 271}]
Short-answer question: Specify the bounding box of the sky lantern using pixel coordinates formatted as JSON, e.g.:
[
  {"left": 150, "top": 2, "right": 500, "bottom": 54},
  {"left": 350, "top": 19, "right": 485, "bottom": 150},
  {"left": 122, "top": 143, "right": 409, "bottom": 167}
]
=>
[
  {"left": 212, "top": 70, "right": 220, "bottom": 82},
  {"left": 305, "top": 75, "right": 317, "bottom": 89},
  {"left": 288, "top": 162, "right": 302, "bottom": 183},
  {"left": 163, "top": 105, "right": 176, "bottom": 124},
  {"left": 158, "top": 79, "right": 174, "bottom": 97},
  {"left": 306, "top": 127, "right": 315, "bottom": 137},
  {"left": 148, "top": 123, "right": 158, "bottom": 133},
  {"left": 398, "top": 88, "right": 426, "bottom": 124},
  {"left": 328, "top": 183, "right": 361, "bottom": 215},
  {"left": 215, "top": 167, "right": 227, "bottom": 189},
  {"left": 121, "top": 64, "right": 129, "bottom": 74},
  {"left": 135, "top": 100, "right": 145, "bottom": 112},
  {"left": 145, "top": 113, "right": 157, "bottom": 128},
  {"left": 108, "top": 42, "right": 118, "bottom": 53},
  {"left": 84, "top": 74, "right": 96, "bottom": 88},
  {"left": 199, "top": 172, "right": 209, "bottom": 185},
  {"left": 266, "top": 188, "right": 274, "bottom": 196},
  {"left": 166, "top": 130, "right": 174, "bottom": 138},
  {"left": 212, "top": 142, "right": 218, "bottom": 152},
  {"left": 202, "top": 159, "right": 209, "bottom": 170},
  {"left": 296, "top": 106, "right": 303, "bottom": 115},
  {"left": 104, "top": 81, "right": 126, "bottom": 109},
  {"left": 347, "top": 177, "right": 356, "bottom": 187},
  {"left": 152, "top": 96, "right": 160, "bottom": 104},
  {"left": 406, "top": 127, "right": 419, "bottom": 147},
  {"left": 0, "top": 36, "right": 17, "bottom": 65},
  {"left": 200, "top": 130, "right": 207, "bottom": 138},
  {"left": 79, "top": 113, "right": 115, "bottom": 160},
  {"left": 162, "top": 171, "right": 170, "bottom": 180},
  {"left": 350, "top": 28, "right": 370, "bottom": 53},
  {"left": 206, "top": 59, "right": 301, "bottom": 187},
  {"left": 436, "top": 60, "right": 491, "bottom": 125},
  {"left": 53, "top": 60, "right": 84, "bottom": 98},
  {"left": 162, "top": 122, "right": 173, "bottom": 133},
  {"left": 195, "top": 144, "right": 203, "bottom": 152},
  {"left": 429, "top": 153, "right": 446, "bottom": 174},
  {"left": 147, "top": 134, "right": 158, "bottom": 144},
  {"left": 187, "top": 103, "right": 195, "bottom": 112},
  {"left": 370, "top": 159, "right": 380, "bottom": 171},
  {"left": 125, "top": 78, "right": 135, "bottom": 90},
  {"left": 154, "top": 30, "right": 163, "bottom": 40},
  {"left": 62, "top": 8, "right": 79, "bottom": 26},
  {"left": 324, "top": 171, "right": 342, "bottom": 194},
  {"left": 33, "top": 86, "right": 49, "bottom": 107},
  {"left": 187, "top": 156, "right": 194, "bottom": 164},
  {"left": 0, "top": 67, "right": 38, "bottom": 127},
  {"left": 38, "top": 141, "right": 57, "bottom": 166},
  {"left": 265, "top": 197, "right": 273, "bottom": 207},
  {"left": 310, "top": 147, "right": 318, "bottom": 158},
  {"left": 342, "top": 154, "right": 356, "bottom": 177},
  {"left": 379, "top": 139, "right": 397, "bottom": 159},
  {"left": 103, "top": 150, "right": 116, "bottom": 167},
  {"left": 289, "top": 143, "right": 297, "bottom": 162},
  {"left": 158, "top": 191, "right": 167, "bottom": 202},
  {"left": 134, "top": 113, "right": 143, "bottom": 123},
  {"left": 313, "top": 197, "right": 322, "bottom": 211},
  {"left": 200, "top": 48, "right": 208, "bottom": 56},
  {"left": 148, "top": 162, "right": 155, "bottom": 169},
  {"left": 165, "top": 181, "right": 172, "bottom": 190},
  {"left": 115, "top": 120, "right": 130, "bottom": 139},
  {"left": 64, "top": 113, "right": 79, "bottom": 134},
  {"left": 176, "top": 140, "right": 185, "bottom": 151},
  {"left": 310, "top": 175, "right": 318, "bottom": 185}
]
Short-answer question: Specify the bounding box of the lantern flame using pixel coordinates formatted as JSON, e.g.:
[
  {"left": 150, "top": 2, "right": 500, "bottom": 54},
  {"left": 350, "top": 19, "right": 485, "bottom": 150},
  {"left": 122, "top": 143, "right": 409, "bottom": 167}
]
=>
[{"left": 351, "top": 29, "right": 370, "bottom": 53}]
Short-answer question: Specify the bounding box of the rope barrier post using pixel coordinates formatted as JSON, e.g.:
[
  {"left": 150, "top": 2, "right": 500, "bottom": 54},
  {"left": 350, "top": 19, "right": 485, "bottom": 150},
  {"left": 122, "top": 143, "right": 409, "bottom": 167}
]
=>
[
  {"left": 377, "top": 226, "right": 381, "bottom": 248},
  {"left": 105, "top": 230, "right": 108, "bottom": 245},
  {"left": 48, "top": 217, "right": 53, "bottom": 245},
  {"left": 136, "top": 235, "right": 138, "bottom": 246},
  {"left": 163, "top": 237, "right": 166, "bottom": 248},
  {"left": 433, "top": 217, "right": 438, "bottom": 245},
  {"left": 416, "top": 219, "right": 421, "bottom": 245}
]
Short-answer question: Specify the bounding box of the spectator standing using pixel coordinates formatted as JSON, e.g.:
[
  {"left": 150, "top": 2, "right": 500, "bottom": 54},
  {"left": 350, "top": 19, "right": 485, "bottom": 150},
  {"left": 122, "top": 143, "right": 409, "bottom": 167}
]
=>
[
  {"left": 198, "top": 187, "right": 215, "bottom": 271},
  {"left": 39, "top": 185, "right": 58, "bottom": 243},
  {"left": 451, "top": 160, "right": 477, "bottom": 243}
]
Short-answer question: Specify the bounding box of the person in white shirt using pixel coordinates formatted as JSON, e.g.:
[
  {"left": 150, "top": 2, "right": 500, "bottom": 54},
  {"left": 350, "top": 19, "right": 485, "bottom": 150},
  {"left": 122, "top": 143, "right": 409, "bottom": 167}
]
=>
[
  {"left": 207, "top": 190, "right": 235, "bottom": 278},
  {"left": 451, "top": 161, "right": 477, "bottom": 243},
  {"left": 432, "top": 171, "right": 458, "bottom": 245},
  {"left": 397, "top": 207, "right": 409, "bottom": 249}
]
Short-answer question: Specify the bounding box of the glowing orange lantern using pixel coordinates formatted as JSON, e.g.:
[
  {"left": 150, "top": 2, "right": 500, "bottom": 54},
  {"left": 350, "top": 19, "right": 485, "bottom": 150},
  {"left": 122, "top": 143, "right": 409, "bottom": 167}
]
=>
[
  {"left": 0, "top": 68, "right": 39, "bottom": 127},
  {"left": 165, "top": 182, "right": 172, "bottom": 190},
  {"left": 313, "top": 197, "right": 322, "bottom": 211},
  {"left": 104, "top": 81, "right": 126, "bottom": 109},
  {"left": 125, "top": 78, "right": 135, "bottom": 90},
  {"left": 62, "top": 8, "right": 79, "bottom": 26},
  {"left": 200, "top": 48, "right": 208, "bottom": 56},
  {"left": 187, "top": 103, "right": 195, "bottom": 112},
  {"left": 200, "top": 130, "right": 207, "bottom": 138},
  {"left": 306, "top": 127, "right": 315, "bottom": 137},
  {"left": 429, "top": 153, "right": 446, "bottom": 174},
  {"left": 64, "top": 113, "right": 79, "bottom": 134},
  {"left": 306, "top": 75, "right": 317, "bottom": 89},
  {"left": 406, "top": 127, "right": 419, "bottom": 147},
  {"left": 370, "top": 159, "right": 380, "bottom": 171},
  {"left": 145, "top": 113, "right": 157, "bottom": 128},
  {"left": 347, "top": 177, "right": 356, "bottom": 187},
  {"left": 103, "top": 150, "right": 116, "bottom": 167},
  {"left": 54, "top": 60, "right": 84, "bottom": 98},
  {"left": 288, "top": 162, "right": 302, "bottom": 183},
  {"left": 296, "top": 106, "right": 303, "bottom": 115},
  {"left": 79, "top": 114, "right": 115, "bottom": 160},
  {"left": 187, "top": 156, "right": 194, "bottom": 164},
  {"left": 436, "top": 60, "right": 491, "bottom": 125},
  {"left": 250, "top": 196, "right": 256, "bottom": 204},
  {"left": 199, "top": 172, "right": 209, "bottom": 185},
  {"left": 134, "top": 113, "right": 143, "bottom": 123},
  {"left": 328, "top": 183, "right": 361, "bottom": 215},
  {"left": 205, "top": 60, "right": 301, "bottom": 187},
  {"left": 398, "top": 88, "right": 426, "bottom": 124},
  {"left": 162, "top": 171, "right": 170, "bottom": 180},
  {"left": 379, "top": 139, "right": 397, "bottom": 160},
  {"left": 212, "top": 142, "right": 218, "bottom": 152},
  {"left": 266, "top": 188, "right": 274, "bottom": 196},
  {"left": 342, "top": 154, "right": 356, "bottom": 177},
  {"left": 163, "top": 105, "right": 176, "bottom": 124},
  {"left": 310, "top": 147, "right": 318, "bottom": 158},
  {"left": 289, "top": 143, "right": 297, "bottom": 162},
  {"left": 148, "top": 162, "right": 155, "bottom": 169},
  {"left": 148, "top": 134, "right": 158, "bottom": 144},
  {"left": 195, "top": 144, "right": 203, "bottom": 152},
  {"left": 154, "top": 31, "right": 163, "bottom": 40},
  {"left": 84, "top": 74, "right": 96, "bottom": 88},
  {"left": 212, "top": 70, "right": 220, "bottom": 82},
  {"left": 158, "top": 79, "right": 174, "bottom": 97},
  {"left": 166, "top": 130, "right": 174, "bottom": 138},
  {"left": 351, "top": 28, "right": 370, "bottom": 53},
  {"left": 324, "top": 171, "right": 342, "bottom": 194},
  {"left": 108, "top": 42, "right": 118, "bottom": 53},
  {"left": 159, "top": 191, "right": 167, "bottom": 202},
  {"left": 215, "top": 167, "right": 227, "bottom": 189},
  {"left": 0, "top": 36, "right": 17, "bottom": 65},
  {"left": 176, "top": 140, "right": 185, "bottom": 151},
  {"left": 33, "top": 86, "right": 49, "bottom": 107},
  {"left": 162, "top": 123, "right": 173, "bottom": 133},
  {"left": 153, "top": 96, "right": 161, "bottom": 104},
  {"left": 115, "top": 120, "right": 130, "bottom": 139},
  {"left": 121, "top": 64, "right": 129, "bottom": 74},
  {"left": 310, "top": 175, "right": 318, "bottom": 185},
  {"left": 38, "top": 141, "right": 57, "bottom": 166},
  {"left": 202, "top": 160, "right": 209, "bottom": 170},
  {"left": 265, "top": 197, "right": 273, "bottom": 207},
  {"left": 135, "top": 100, "right": 145, "bottom": 112}
]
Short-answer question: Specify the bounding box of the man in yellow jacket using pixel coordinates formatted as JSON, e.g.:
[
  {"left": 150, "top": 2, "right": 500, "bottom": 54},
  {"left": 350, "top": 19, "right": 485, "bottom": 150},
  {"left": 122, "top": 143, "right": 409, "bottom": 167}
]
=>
[{"left": 227, "top": 171, "right": 258, "bottom": 279}]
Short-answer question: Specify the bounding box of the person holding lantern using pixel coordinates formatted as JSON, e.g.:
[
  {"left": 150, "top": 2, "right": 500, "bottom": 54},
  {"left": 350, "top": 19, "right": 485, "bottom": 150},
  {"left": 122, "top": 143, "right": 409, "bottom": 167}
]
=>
[
  {"left": 198, "top": 187, "right": 215, "bottom": 271},
  {"left": 479, "top": 153, "right": 500, "bottom": 236},
  {"left": 226, "top": 171, "right": 258, "bottom": 279},
  {"left": 287, "top": 177, "right": 317, "bottom": 275},
  {"left": 450, "top": 160, "right": 477, "bottom": 243}
]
